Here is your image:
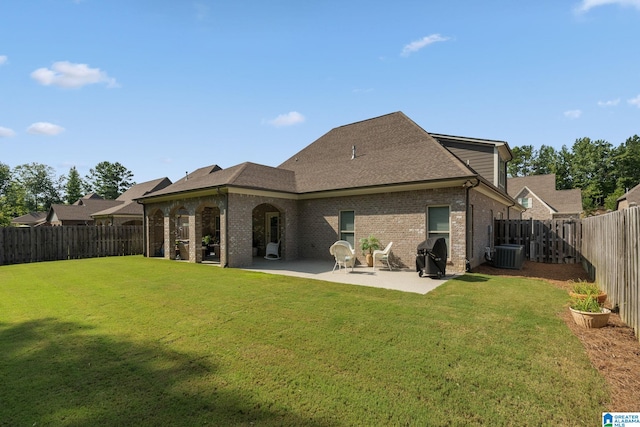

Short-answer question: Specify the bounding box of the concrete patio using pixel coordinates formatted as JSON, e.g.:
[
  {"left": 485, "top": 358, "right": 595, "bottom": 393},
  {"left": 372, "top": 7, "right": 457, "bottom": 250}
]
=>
[{"left": 241, "top": 258, "right": 457, "bottom": 295}]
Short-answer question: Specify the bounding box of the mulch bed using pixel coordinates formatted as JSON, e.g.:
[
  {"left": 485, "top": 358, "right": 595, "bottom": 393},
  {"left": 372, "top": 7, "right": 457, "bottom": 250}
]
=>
[{"left": 473, "top": 261, "right": 640, "bottom": 411}]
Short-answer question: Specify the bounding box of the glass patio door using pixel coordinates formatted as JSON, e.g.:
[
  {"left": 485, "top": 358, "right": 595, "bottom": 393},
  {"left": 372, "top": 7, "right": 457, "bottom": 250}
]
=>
[{"left": 266, "top": 212, "right": 280, "bottom": 243}]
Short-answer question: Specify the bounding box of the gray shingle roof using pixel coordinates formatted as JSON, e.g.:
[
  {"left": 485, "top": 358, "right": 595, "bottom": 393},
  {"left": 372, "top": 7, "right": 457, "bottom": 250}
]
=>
[
  {"left": 10, "top": 211, "right": 47, "bottom": 226},
  {"left": 508, "top": 174, "right": 583, "bottom": 214},
  {"left": 280, "top": 112, "right": 474, "bottom": 193},
  {"left": 138, "top": 112, "right": 490, "bottom": 200},
  {"left": 617, "top": 183, "right": 640, "bottom": 206},
  {"left": 142, "top": 162, "right": 297, "bottom": 198},
  {"left": 49, "top": 199, "right": 122, "bottom": 222},
  {"left": 116, "top": 177, "right": 172, "bottom": 201}
]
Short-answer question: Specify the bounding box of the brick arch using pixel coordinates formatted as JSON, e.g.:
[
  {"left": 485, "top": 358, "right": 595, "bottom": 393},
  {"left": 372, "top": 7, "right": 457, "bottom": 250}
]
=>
[
  {"left": 169, "top": 204, "right": 190, "bottom": 261},
  {"left": 147, "top": 208, "right": 165, "bottom": 257},
  {"left": 252, "top": 202, "right": 285, "bottom": 259},
  {"left": 195, "top": 201, "right": 222, "bottom": 263}
]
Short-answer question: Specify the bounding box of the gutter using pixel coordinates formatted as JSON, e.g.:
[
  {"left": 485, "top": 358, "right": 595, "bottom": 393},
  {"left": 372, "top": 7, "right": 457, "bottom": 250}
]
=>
[{"left": 464, "top": 177, "right": 480, "bottom": 271}]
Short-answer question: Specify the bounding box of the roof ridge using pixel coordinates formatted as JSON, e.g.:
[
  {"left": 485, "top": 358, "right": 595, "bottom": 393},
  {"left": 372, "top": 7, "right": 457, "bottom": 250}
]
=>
[
  {"left": 333, "top": 111, "right": 405, "bottom": 130},
  {"left": 226, "top": 162, "right": 251, "bottom": 185}
]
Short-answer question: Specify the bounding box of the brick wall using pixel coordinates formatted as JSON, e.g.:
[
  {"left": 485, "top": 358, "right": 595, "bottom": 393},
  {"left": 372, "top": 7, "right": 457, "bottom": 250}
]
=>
[
  {"left": 468, "top": 189, "right": 513, "bottom": 269},
  {"left": 298, "top": 187, "right": 468, "bottom": 273},
  {"left": 517, "top": 189, "right": 552, "bottom": 220},
  {"left": 143, "top": 187, "right": 513, "bottom": 273}
]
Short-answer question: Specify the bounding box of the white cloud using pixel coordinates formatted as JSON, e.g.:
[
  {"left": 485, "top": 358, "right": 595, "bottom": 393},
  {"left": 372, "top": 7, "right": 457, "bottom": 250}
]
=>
[
  {"left": 401, "top": 34, "right": 450, "bottom": 57},
  {"left": 265, "top": 111, "right": 306, "bottom": 127},
  {"left": 194, "top": 2, "right": 210, "bottom": 21},
  {"left": 0, "top": 55, "right": 7, "bottom": 65},
  {"left": 597, "top": 98, "right": 620, "bottom": 107},
  {"left": 628, "top": 94, "right": 640, "bottom": 107},
  {"left": 27, "top": 122, "right": 65, "bottom": 135},
  {"left": 31, "top": 61, "right": 118, "bottom": 88},
  {"left": 575, "top": 0, "right": 640, "bottom": 13},
  {"left": 0, "top": 126, "right": 16, "bottom": 137},
  {"left": 564, "top": 109, "right": 583, "bottom": 119}
]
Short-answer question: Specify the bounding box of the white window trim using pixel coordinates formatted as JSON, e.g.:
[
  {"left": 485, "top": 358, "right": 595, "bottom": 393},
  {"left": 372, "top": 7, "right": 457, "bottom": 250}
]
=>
[
  {"left": 339, "top": 210, "right": 355, "bottom": 246},
  {"left": 427, "top": 205, "right": 451, "bottom": 257}
]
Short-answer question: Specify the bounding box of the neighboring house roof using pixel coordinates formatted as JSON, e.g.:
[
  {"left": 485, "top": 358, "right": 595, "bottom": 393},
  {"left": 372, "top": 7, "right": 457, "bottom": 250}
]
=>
[
  {"left": 46, "top": 178, "right": 174, "bottom": 223},
  {"left": 73, "top": 193, "right": 103, "bottom": 204},
  {"left": 508, "top": 174, "right": 582, "bottom": 215},
  {"left": 617, "top": 182, "right": 640, "bottom": 209},
  {"left": 10, "top": 211, "right": 47, "bottom": 227},
  {"left": 48, "top": 198, "right": 122, "bottom": 223},
  {"left": 92, "top": 177, "right": 173, "bottom": 218}
]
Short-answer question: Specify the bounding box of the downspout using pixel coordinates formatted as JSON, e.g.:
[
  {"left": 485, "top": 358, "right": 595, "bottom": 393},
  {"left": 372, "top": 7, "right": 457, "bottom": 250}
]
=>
[
  {"left": 465, "top": 178, "right": 480, "bottom": 271},
  {"left": 224, "top": 191, "right": 229, "bottom": 267}
]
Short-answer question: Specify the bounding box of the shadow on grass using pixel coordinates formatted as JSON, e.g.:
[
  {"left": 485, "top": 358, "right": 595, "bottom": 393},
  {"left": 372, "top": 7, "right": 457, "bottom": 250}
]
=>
[
  {"left": 451, "top": 274, "right": 490, "bottom": 283},
  {"left": 0, "top": 318, "right": 330, "bottom": 426}
]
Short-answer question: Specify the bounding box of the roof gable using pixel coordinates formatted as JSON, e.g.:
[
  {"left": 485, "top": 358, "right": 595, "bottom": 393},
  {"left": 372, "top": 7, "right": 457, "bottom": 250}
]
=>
[
  {"left": 508, "top": 174, "right": 582, "bottom": 214},
  {"left": 618, "top": 182, "right": 640, "bottom": 206},
  {"left": 11, "top": 211, "right": 47, "bottom": 226},
  {"left": 117, "top": 177, "right": 172, "bottom": 201},
  {"left": 141, "top": 162, "right": 297, "bottom": 199},
  {"left": 278, "top": 112, "right": 475, "bottom": 193}
]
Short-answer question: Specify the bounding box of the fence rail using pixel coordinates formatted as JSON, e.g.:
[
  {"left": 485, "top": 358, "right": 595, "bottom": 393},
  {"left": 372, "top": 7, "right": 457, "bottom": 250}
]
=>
[
  {"left": 494, "top": 219, "right": 582, "bottom": 263},
  {"left": 581, "top": 207, "right": 640, "bottom": 340},
  {"left": 0, "top": 226, "right": 144, "bottom": 265}
]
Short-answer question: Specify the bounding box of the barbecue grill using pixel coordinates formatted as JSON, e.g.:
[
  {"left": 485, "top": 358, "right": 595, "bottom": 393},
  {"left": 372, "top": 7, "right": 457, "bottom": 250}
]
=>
[{"left": 416, "top": 237, "right": 447, "bottom": 278}]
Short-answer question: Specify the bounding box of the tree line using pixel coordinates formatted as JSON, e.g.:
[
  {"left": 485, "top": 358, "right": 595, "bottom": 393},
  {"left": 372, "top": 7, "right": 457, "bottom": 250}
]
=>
[
  {"left": 508, "top": 135, "right": 640, "bottom": 214},
  {"left": 0, "top": 161, "right": 135, "bottom": 226}
]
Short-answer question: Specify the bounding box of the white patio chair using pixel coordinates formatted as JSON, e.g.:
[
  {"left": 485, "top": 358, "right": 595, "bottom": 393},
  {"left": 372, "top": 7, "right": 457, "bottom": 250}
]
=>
[
  {"left": 335, "top": 240, "right": 356, "bottom": 256},
  {"left": 373, "top": 242, "right": 393, "bottom": 271},
  {"left": 264, "top": 241, "right": 281, "bottom": 260},
  {"left": 330, "top": 241, "right": 356, "bottom": 273}
]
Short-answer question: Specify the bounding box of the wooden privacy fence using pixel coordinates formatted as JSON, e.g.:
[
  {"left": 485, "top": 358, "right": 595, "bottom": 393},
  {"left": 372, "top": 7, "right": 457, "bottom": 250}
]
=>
[
  {"left": 494, "top": 219, "right": 582, "bottom": 263},
  {"left": 581, "top": 207, "right": 640, "bottom": 341},
  {"left": 0, "top": 226, "right": 144, "bottom": 266}
]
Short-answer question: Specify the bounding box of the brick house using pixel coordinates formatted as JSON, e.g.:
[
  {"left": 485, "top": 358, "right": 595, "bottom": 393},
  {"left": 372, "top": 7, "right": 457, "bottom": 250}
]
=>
[
  {"left": 136, "top": 112, "right": 523, "bottom": 272},
  {"left": 616, "top": 183, "right": 640, "bottom": 210},
  {"left": 507, "top": 174, "right": 582, "bottom": 220},
  {"left": 45, "top": 178, "right": 172, "bottom": 226},
  {"left": 92, "top": 177, "right": 172, "bottom": 226}
]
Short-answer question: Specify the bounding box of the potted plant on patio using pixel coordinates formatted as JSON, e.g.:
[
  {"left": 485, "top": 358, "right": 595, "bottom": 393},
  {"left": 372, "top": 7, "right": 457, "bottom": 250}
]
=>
[
  {"left": 569, "top": 295, "right": 611, "bottom": 329},
  {"left": 360, "top": 235, "right": 381, "bottom": 267},
  {"left": 569, "top": 280, "right": 607, "bottom": 304}
]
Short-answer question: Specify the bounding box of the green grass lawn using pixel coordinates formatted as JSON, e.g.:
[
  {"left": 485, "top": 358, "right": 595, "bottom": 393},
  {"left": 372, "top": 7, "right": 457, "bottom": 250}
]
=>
[{"left": 0, "top": 257, "right": 607, "bottom": 426}]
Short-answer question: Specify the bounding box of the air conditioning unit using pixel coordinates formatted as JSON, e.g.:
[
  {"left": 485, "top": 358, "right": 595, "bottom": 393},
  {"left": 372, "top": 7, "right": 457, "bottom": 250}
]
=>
[{"left": 493, "top": 244, "right": 524, "bottom": 270}]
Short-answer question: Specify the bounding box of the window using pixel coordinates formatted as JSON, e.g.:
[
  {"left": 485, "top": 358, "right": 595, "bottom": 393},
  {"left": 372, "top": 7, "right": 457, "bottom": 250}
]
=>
[
  {"left": 339, "top": 210, "right": 355, "bottom": 247},
  {"left": 498, "top": 158, "right": 506, "bottom": 190},
  {"left": 518, "top": 197, "right": 532, "bottom": 209},
  {"left": 428, "top": 206, "right": 450, "bottom": 253}
]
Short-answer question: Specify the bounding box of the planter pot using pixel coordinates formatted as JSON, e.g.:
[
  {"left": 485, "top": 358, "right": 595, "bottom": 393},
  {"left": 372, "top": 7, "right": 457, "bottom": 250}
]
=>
[
  {"left": 569, "top": 307, "right": 611, "bottom": 329},
  {"left": 366, "top": 253, "right": 373, "bottom": 267},
  {"left": 569, "top": 291, "right": 607, "bottom": 305}
]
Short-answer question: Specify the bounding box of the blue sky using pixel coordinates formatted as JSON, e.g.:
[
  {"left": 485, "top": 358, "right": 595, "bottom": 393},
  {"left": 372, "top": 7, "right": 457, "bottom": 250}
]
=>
[{"left": 1, "top": 0, "right": 639, "bottom": 184}]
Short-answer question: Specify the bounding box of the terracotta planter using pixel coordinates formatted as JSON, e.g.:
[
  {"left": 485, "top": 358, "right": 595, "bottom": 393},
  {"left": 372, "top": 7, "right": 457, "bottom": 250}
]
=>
[
  {"left": 569, "top": 291, "right": 607, "bottom": 305},
  {"left": 569, "top": 307, "right": 611, "bottom": 329},
  {"left": 366, "top": 253, "right": 373, "bottom": 267}
]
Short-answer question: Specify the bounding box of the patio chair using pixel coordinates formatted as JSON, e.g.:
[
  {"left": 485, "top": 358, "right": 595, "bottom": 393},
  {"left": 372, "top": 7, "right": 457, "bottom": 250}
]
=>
[
  {"left": 264, "top": 241, "right": 281, "bottom": 260},
  {"left": 335, "top": 240, "right": 356, "bottom": 256},
  {"left": 373, "top": 242, "right": 393, "bottom": 271},
  {"left": 330, "top": 241, "right": 356, "bottom": 273}
]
